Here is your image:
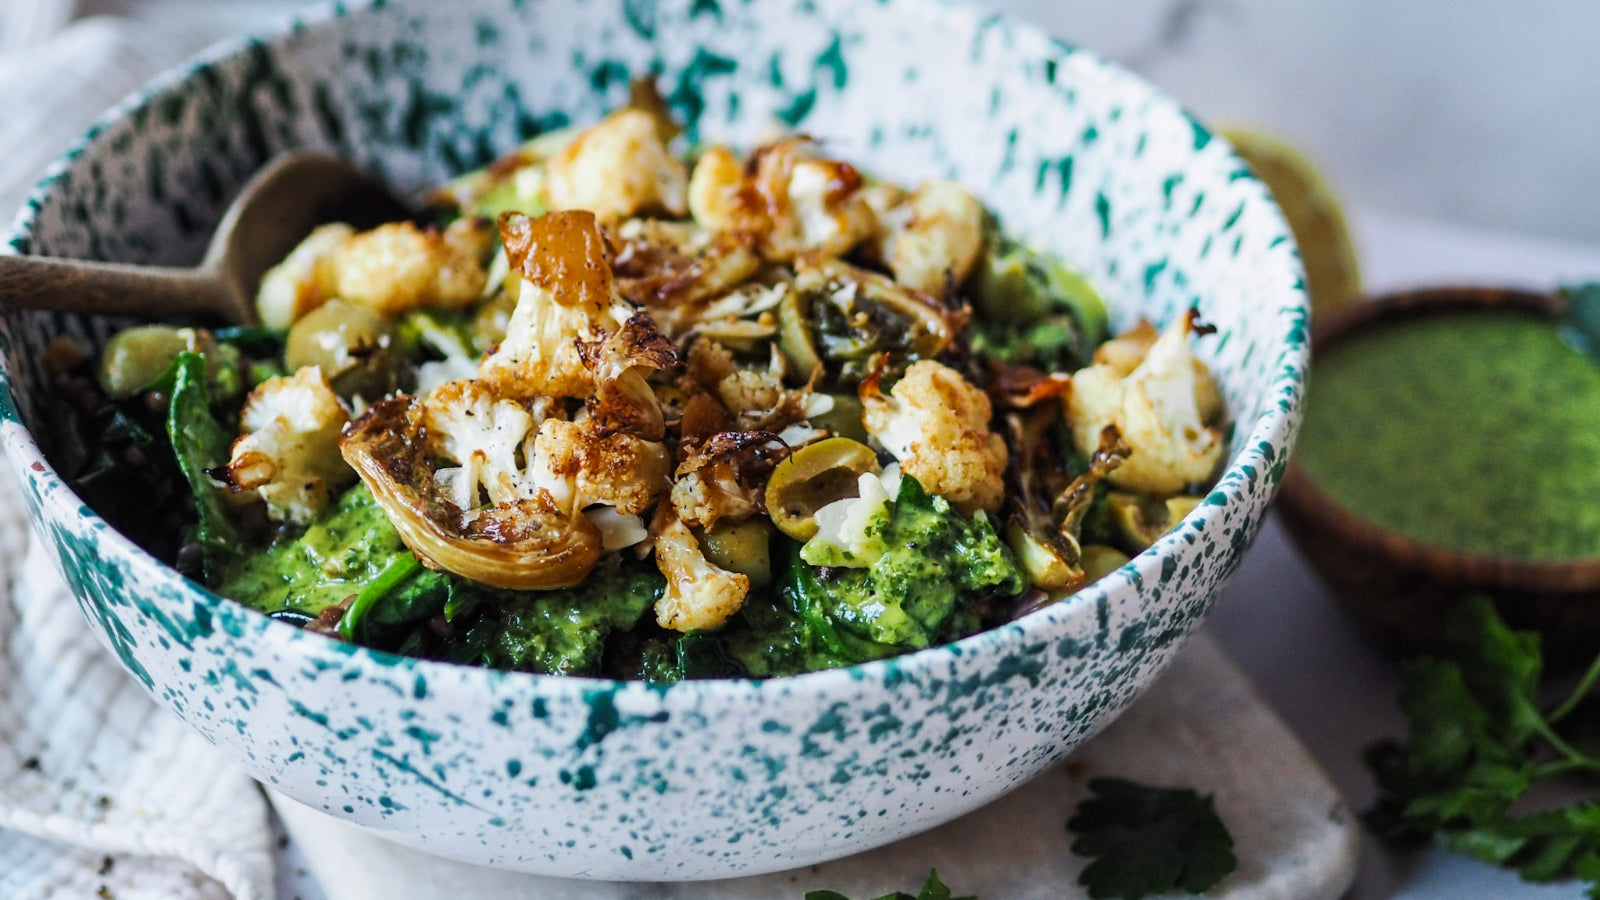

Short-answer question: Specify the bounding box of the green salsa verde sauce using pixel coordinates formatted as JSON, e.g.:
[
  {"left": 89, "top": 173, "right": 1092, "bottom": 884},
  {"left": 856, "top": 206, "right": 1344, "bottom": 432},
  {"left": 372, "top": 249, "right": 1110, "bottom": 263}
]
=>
[{"left": 1298, "top": 309, "right": 1600, "bottom": 561}]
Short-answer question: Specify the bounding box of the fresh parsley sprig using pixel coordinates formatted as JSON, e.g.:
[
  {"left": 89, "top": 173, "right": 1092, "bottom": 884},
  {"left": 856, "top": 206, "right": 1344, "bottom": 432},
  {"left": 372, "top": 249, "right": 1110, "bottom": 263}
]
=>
[
  {"left": 1365, "top": 594, "right": 1600, "bottom": 895},
  {"left": 1067, "top": 777, "right": 1237, "bottom": 899}
]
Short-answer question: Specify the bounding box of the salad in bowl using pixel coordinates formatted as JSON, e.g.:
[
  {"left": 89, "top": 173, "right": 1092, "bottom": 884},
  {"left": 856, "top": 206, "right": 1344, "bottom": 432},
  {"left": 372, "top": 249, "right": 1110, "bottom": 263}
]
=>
[{"left": 65, "top": 82, "right": 1227, "bottom": 682}]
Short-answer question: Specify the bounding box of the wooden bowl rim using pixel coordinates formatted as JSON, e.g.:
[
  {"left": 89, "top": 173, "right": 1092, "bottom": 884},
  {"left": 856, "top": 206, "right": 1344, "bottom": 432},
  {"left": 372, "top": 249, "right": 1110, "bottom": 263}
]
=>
[{"left": 1279, "top": 284, "right": 1600, "bottom": 592}]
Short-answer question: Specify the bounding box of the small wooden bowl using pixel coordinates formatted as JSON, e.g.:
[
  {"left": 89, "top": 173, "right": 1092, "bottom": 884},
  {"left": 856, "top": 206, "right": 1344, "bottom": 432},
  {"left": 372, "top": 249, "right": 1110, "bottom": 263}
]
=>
[{"left": 1276, "top": 286, "right": 1600, "bottom": 660}]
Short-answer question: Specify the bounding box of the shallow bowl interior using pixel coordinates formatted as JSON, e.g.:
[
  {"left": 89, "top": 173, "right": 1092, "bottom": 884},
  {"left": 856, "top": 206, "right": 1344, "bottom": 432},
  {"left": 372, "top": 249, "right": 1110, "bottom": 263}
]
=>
[{"left": 0, "top": 0, "right": 1308, "bottom": 879}]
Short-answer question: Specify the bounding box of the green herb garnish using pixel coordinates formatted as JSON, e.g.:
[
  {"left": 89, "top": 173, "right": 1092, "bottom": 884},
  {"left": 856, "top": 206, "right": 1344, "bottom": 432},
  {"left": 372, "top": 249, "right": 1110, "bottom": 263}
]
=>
[
  {"left": 1559, "top": 282, "right": 1600, "bottom": 367},
  {"left": 1067, "top": 777, "right": 1237, "bottom": 899},
  {"left": 1365, "top": 594, "right": 1600, "bottom": 894}
]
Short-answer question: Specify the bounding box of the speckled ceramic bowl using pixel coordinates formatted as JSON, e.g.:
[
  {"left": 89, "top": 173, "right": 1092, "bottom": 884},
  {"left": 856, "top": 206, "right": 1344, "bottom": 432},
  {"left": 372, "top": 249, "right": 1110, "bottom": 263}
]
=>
[{"left": 0, "top": 0, "right": 1307, "bottom": 880}]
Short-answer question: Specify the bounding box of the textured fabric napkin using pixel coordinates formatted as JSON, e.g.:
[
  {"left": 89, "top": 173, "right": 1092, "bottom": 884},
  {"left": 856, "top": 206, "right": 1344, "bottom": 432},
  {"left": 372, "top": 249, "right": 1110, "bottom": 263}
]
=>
[
  {"left": 0, "top": 3, "right": 308, "bottom": 898},
  {"left": 0, "top": 470, "right": 277, "bottom": 899}
]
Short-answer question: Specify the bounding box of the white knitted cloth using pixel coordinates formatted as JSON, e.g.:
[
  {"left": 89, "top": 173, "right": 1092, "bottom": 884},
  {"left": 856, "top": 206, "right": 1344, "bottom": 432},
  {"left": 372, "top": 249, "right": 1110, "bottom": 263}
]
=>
[
  {"left": 0, "top": 3, "right": 309, "bottom": 898},
  {"left": 0, "top": 469, "right": 276, "bottom": 899}
]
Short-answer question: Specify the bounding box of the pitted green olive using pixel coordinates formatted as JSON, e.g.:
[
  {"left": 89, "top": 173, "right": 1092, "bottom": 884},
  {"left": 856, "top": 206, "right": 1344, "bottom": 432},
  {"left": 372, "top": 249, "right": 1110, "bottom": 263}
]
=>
[
  {"left": 286, "top": 300, "right": 400, "bottom": 399},
  {"left": 776, "top": 288, "right": 821, "bottom": 384},
  {"left": 98, "top": 325, "right": 241, "bottom": 400},
  {"left": 809, "top": 393, "right": 870, "bottom": 444},
  {"left": 1108, "top": 491, "right": 1203, "bottom": 551},
  {"left": 98, "top": 325, "right": 191, "bottom": 398},
  {"left": 701, "top": 518, "right": 774, "bottom": 587},
  {"left": 1079, "top": 544, "right": 1130, "bottom": 583},
  {"left": 764, "top": 437, "right": 880, "bottom": 541}
]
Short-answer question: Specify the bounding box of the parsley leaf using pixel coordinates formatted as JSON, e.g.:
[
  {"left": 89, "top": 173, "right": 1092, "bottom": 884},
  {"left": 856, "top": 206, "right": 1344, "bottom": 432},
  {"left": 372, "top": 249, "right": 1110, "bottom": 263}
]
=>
[
  {"left": 1067, "top": 777, "right": 1237, "bottom": 899},
  {"left": 804, "top": 868, "right": 975, "bottom": 900},
  {"left": 1559, "top": 282, "right": 1600, "bottom": 367},
  {"left": 1365, "top": 594, "right": 1600, "bottom": 894}
]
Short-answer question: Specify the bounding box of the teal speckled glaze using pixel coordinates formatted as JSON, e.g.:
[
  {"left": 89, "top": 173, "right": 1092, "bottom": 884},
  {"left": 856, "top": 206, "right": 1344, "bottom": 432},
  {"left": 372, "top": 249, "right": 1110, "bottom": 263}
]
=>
[{"left": 0, "top": 0, "right": 1308, "bottom": 880}]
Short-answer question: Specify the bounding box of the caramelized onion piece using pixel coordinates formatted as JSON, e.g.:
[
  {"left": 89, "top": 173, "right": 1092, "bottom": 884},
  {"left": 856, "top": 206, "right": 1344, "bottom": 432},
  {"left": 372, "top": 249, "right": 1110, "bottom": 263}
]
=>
[
  {"left": 340, "top": 397, "right": 602, "bottom": 590},
  {"left": 794, "top": 254, "right": 962, "bottom": 360}
]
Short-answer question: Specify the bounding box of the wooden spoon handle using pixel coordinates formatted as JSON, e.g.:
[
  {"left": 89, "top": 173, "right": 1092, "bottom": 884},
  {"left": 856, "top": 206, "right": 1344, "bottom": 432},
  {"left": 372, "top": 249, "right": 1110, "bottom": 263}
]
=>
[{"left": 0, "top": 255, "right": 243, "bottom": 323}]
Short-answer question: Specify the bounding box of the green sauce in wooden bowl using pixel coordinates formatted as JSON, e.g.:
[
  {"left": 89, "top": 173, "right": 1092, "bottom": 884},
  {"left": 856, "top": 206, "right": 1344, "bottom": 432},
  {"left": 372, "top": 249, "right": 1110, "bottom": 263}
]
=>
[{"left": 1299, "top": 307, "right": 1600, "bottom": 561}]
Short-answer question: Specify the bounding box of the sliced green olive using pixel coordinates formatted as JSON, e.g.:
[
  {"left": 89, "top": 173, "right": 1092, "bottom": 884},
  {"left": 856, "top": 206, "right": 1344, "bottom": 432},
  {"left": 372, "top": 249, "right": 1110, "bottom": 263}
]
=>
[
  {"left": 764, "top": 437, "right": 880, "bottom": 541},
  {"left": 776, "top": 287, "right": 822, "bottom": 384},
  {"left": 1079, "top": 544, "right": 1131, "bottom": 583},
  {"left": 1108, "top": 491, "right": 1203, "bottom": 551},
  {"left": 701, "top": 518, "right": 774, "bottom": 587},
  {"left": 98, "top": 325, "right": 193, "bottom": 398},
  {"left": 809, "top": 393, "right": 869, "bottom": 443},
  {"left": 286, "top": 299, "right": 400, "bottom": 400},
  {"left": 98, "top": 325, "right": 241, "bottom": 400}
]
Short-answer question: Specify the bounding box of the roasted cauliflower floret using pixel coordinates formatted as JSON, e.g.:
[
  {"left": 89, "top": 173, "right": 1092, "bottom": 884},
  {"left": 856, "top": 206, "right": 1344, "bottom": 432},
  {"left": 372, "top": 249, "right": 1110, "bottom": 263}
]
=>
[
  {"left": 873, "top": 180, "right": 986, "bottom": 296},
  {"left": 528, "top": 418, "right": 671, "bottom": 517},
  {"left": 255, "top": 222, "right": 354, "bottom": 328},
  {"left": 331, "top": 218, "right": 494, "bottom": 316},
  {"left": 862, "top": 360, "right": 1007, "bottom": 516},
  {"left": 478, "top": 210, "right": 628, "bottom": 398},
  {"left": 668, "top": 416, "right": 781, "bottom": 531},
  {"left": 686, "top": 144, "right": 744, "bottom": 231},
  {"left": 420, "top": 380, "right": 666, "bottom": 528},
  {"left": 224, "top": 366, "right": 353, "bottom": 525},
  {"left": 688, "top": 137, "right": 877, "bottom": 262},
  {"left": 653, "top": 509, "right": 749, "bottom": 632},
  {"left": 1068, "top": 311, "right": 1225, "bottom": 494},
  {"left": 420, "top": 379, "right": 554, "bottom": 511},
  {"left": 545, "top": 108, "right": 688, "bottom": 221},
  {"left": 670, "top": 457, "right": 765, "bottom": 530},
  {"left": 578, "top": 312, "right": 679, "bottom": 441}
]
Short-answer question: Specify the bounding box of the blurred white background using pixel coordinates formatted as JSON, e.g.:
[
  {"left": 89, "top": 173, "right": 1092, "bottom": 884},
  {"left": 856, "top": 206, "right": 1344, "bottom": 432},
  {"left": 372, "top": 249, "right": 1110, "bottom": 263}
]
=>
[
  {"left": 989, "top": 0, "right": 1600, "bottom": 243},
  {"left": 2, "top": 0, "right": 1597, "bottom": 243}
]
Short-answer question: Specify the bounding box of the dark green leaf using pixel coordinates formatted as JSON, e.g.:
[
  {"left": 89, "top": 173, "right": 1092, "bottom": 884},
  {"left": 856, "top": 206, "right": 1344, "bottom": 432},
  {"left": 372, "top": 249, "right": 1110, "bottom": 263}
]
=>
[
  {"left": 166, "top": 351, "right": 242, "bottom": 579},
  {"left": 1559, "top": 283, "right": 1600, "bottom": 367},
  {"left": 1443, "top": 594, "right": 1545, "bottom": 746},
  {"left": 338, "top": 553, "right": 429, "bottom": 642},
  {"left": 1067, "top": 777, "right": 1236, "bottom": 899},
  {"left": 912, "top": 869, "right": 972, "bottom": 900},
  {"left": 1364, "top": 595, "right": 1600, "bottom": 895},
  {"left": 211, "top": 325, "right": 288, "bottom": 358}
]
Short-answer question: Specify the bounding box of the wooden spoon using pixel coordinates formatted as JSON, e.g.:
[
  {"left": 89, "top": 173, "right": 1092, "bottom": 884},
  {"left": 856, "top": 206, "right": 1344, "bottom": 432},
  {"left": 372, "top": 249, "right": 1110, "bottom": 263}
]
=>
[{"left": 0, "top": 152, "right": 412, "bottom": 326}]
